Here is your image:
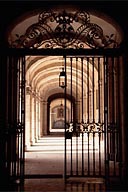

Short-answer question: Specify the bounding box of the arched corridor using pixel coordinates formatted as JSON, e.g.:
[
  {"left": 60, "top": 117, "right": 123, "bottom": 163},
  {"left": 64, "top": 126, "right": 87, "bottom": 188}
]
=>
[{"left": 24, "top": 52, "right": 124, "bottom": 191}]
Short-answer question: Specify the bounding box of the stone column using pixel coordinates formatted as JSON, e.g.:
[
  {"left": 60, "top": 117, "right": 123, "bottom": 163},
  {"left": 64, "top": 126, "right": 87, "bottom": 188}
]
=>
[
  {"left": 30, "top": 91, "right": 35, "bottom": 145},
  {"left": 39, "top": 100, "right": 43, "bottom": 137},
  {"left": 35, "top": 93, "right": 39, "bottom": 142},
  {"left": 79, "top": 98, "right": 83, "bottom": 123},
  {"left": 34, "top": 92, "right": 37, "bottom": 143},
  {"left": 83, "top": 94, "right": 87, "bottom": 122},
  {"left": 42, "top": 101, "right": 48, "bottom": 135},
  {"left": 25, "top": 86, "right": 31, "bottom": 150},
  {"left": 38, "top": 100, "right": 41, "bottom": 139}
]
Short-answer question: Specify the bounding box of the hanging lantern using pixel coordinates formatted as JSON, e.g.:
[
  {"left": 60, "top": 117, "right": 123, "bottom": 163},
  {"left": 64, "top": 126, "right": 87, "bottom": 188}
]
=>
[{"left": 59, "top": 67, "right": 66, "bottom": 88}]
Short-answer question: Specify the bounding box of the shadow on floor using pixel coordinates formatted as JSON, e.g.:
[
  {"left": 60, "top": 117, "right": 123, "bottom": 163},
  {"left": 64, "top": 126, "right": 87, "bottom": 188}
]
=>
[{"left": 24, "top": 132, "right": 127, "bottom": 192}]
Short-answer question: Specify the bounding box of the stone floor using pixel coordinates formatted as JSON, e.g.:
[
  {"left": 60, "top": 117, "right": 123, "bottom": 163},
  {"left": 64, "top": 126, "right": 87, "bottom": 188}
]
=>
[
  {"left": 24, "top": 178, "right": 106, "bottom": 192},
  {"left": 23, "top": 130, "right": 125, "bottom": 192}
]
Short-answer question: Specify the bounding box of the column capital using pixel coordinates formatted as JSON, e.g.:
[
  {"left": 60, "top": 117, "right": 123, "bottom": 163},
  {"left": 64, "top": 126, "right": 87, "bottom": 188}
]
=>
[
  {"left": 26, "top": 85, "right": 32, "bottom": 95},
  {"left": 42, "top": 100, "right": 48, "bottom": 104}
]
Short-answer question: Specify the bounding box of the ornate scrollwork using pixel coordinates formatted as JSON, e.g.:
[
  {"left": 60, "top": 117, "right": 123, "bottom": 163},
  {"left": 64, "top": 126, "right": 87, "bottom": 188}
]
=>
[
  {"left": 16, "top": 122, "right": 24, "bottom": 134},
  {"left": 11, "top": 10, "right": 119, "bottom": 49},
  {"left": 80, "top": 122, "right": 103, "bottom": 133},
  {"left": 108, "top": 123, "right": 118, "bottom": 132},
  {"left": 66, "top": 122, "right": 103, "bottom": 133}
]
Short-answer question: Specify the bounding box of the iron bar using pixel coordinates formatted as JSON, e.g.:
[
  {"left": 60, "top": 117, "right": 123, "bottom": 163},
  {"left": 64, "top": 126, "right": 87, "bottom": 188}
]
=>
[
  {"left": 22, "top": 56, "right": 25, "bottom": 184},
  {"left": 99, "top": 132, "right": 101, "bottom": 175},
  {"left": 64, "top": 55, "right": 67, "bottom": 181},
  {"left": 70, "top": 57, "right": 73, "bottom": 123},
  {"left": 17, "top": 58, "right": 20, "bottom": 178},
  {"left": 104, "top": 56, "right": 109, "bottom": 182},
  {"left": 99, "top": 183, "right": 102, "bottom": 192},
  {"left": 20, "top": 57, "right": 23, "bottom": 183},
  {"left": 87, "top": 57, "right": 89, "bottom": 123},
  {"left": 82, "top": 183, "right": 85, "bottom": 192},
  {"left": 93, "top": 132, "right": 95, "bottom": 175},
  {"left": 76, "top": 57, "right": 78, "bottom": 123},
  {"left": 76, "top": 127, "right": 78, "bottom": 175},
  {"left": 112, "top": 57, "right": 115, "bottom": 126},
  {"left": 19, "top": 61, "right": 22, "bottom": 178},
  {"left": 75, "top": 57, "right": 78, "bottom": 175},
  {"left": 88, "top": 132, "right": 90, "bottom": 176},
  {"left": 93, "top": 183, "right": 96, "bottom": 192},
  {"left": 81, "top": 57, "right": 84, "bottom": 123},
  {"left": 117, "top": 56, "right": 122, "bottom": 178},
  {"left": 82, "top": 132, "right": 84, "bottom": 176},
  {"left": 13, "top": 57, "right": 18, "bottom": 178},
  {"left": 112, "top": 56, "right": 116, "bottom": 176},
  {"left": 81, "top": 57, "right": 84, "bottom": 176},
  {"left": 17, "top": 130, "right": 20, "bottom": 177},
  {"left": 70, "top": 138, "right": 73, "bottom": 176},
  {"left": 92, "top": 57, "right": 95, "bottom": 123},
  {"left": 98, "top": 57, "right": 101, "bottom": 123},
  {"left": 1, "top": 47, "right": 124, "bottom": 56},
  {"left": 8, "top": 57, "right": 13, "bottom": 180},
  {"left": 88, "top": 183, "right": 91, "bottom": 192},
  {"left": 108, "top": 56, "right": 116, "bottom": 175},
  {"left": 70, "top": 57, "right": 73, "bottom": 176}
]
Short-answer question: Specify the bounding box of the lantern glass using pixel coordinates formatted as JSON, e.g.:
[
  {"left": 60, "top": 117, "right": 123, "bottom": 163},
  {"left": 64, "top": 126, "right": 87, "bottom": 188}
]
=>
[{"left": 59, "top": 68, "right": 66, "bottom": 88}]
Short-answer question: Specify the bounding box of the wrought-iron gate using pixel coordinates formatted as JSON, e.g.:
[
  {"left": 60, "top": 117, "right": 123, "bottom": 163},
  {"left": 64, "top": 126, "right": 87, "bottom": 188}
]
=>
[
  {"left": 5, "top": 55, "right": 25, "bottom": 190},
  {"left": 64, "top": 54, "right": 123, "bottom": 182},
  {"left": 0, "top": 48, "right": 124, "bottom": 191}
]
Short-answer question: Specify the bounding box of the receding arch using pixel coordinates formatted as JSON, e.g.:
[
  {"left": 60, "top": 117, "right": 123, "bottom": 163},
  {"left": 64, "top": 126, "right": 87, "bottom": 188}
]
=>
[{"left": 47, "top": 93, "right": 76, "bottom": 134}]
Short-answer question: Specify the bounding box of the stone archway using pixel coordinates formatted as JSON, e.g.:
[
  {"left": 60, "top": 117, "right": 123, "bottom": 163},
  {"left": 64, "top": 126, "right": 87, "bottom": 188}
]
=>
[{"left": 6, "top": 6, "right": 124, "bottom": 149}]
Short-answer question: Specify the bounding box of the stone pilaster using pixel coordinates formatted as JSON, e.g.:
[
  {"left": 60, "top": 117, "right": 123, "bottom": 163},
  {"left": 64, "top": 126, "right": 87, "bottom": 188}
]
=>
[
  {"left": 42, "top": 101, "right": 48, "bottom": 135},
  {"left": 25, "top": 85, "right": 31, "bottom": 149}
]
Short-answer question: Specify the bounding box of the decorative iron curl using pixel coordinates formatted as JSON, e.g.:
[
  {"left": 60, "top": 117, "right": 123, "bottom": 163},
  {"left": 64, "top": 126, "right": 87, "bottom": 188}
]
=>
[
  {"left": 10, "top": 10, "right": 119, "bottom": 49},
  {"left": 39, "top": 10, "right": 54, "bottom": 23},
  {"left": 74, "top": 11, "right": 90, "bottom": 24},
  {"left": 66, "top": 122, "right": 104, "bottom": 134}
]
